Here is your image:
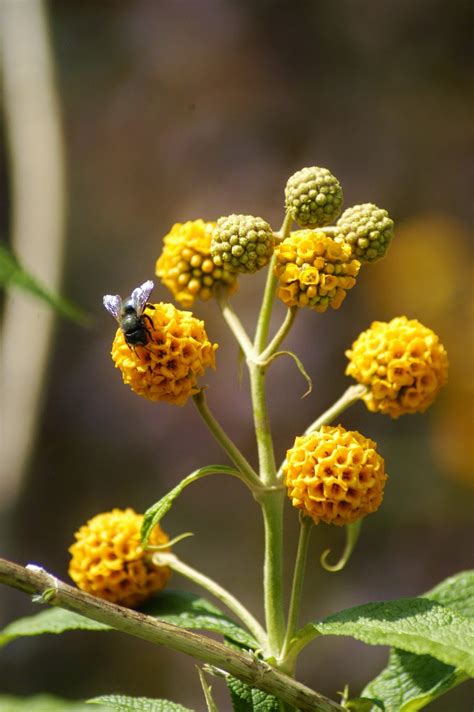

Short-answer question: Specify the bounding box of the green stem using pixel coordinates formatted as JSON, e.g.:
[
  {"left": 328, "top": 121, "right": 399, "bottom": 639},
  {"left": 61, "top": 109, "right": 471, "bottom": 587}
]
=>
[
  {"left": 217, "top": 295, "right": 254, "bottom": 359},
  {"left": 152, "top": 552, "right": 268, "bottom": 649},
  {"left": 259, "top": 307, "right": 298, "bottom": 363},
  {"left": 304, "top": 384, "right": 368, "bottom": 434},
  {"left": 260, "top": 490, "right": 287, "bottom": 656},
  {"left": 0, "top": 558, "right": 344, "bottom": 711},
  {"left": 254, "top": 211, "right": 293, "bottom": 353},
  {"left": 276, "top": 384, "right": 368, "bottom": 482},
  {"left": 249, "top": 363, "right": 277, "bottom": 485},
  {"left": 279, "top": 516, "right": 313, "bottom": 672},
  {"left": 193, "top": 391, "right": 261, "bottom": 490}
]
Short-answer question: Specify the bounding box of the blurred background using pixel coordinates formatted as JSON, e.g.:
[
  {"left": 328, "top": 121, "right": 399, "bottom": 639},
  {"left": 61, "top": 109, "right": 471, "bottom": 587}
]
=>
[{"left": 0, "top": 0, "right": 473, "bottom": 709}]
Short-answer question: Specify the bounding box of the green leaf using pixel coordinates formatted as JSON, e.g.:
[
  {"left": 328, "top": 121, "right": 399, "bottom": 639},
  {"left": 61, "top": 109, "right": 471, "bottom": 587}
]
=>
[
  {"left": 362, "top": 570, "right": 474, "bottom": 711},
  {"left": 362, "top": 649, "right": 467, "bottom": 712},
  {"left": 424, "top": 569, "right": 474, "bottom": 616},
  {"left": 0, "top": 607, "right": 110, "bottom": 647},
  {"left": 87, "top": 695, "right": 194, "bottom": 712},
  {"left": 141, "top": 590, "right": 258, "bottom": 648},
  {"left": 0, "top": 696, "right": 110, "bottom": 711},
  {"left": 312, "top": 597, "right": 474, "bottom": 675},
  {"left": 0, "top": 591, "right": 256, "bottom": 651},
  {"left": 141, "top": 465, "right": 240, "bottom": 546},
  {"left": 227, "top": 677, "right": 280, "bottom": 712},
  {"left": 0, "top": 243, "right": 88, "bottom": 324}
]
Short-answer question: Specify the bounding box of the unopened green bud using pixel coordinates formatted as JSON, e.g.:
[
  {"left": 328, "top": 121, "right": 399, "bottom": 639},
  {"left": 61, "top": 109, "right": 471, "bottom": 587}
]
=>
[
  {"left": 285, "top": 166, "right": 343, "bottom": 228},
  {"left": 335, "top": 203, "right": 394, "bottom": 263},
  {"left": 211, "top": 215, "right": 274, "bottom": 274}
]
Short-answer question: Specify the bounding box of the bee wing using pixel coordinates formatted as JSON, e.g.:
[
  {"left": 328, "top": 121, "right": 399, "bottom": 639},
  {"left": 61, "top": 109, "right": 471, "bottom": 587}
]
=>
[
  {"left": 131, "top": 280, "right": 154, "bottom": 315},
  {"left": 103, "top": 294, "right": 122, "bottom": 321}
]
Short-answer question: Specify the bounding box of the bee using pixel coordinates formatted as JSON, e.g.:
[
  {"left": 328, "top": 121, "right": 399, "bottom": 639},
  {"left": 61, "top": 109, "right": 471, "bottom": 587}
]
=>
[{"left": 103, "top": 280, "right": 155, "bottom": 348}]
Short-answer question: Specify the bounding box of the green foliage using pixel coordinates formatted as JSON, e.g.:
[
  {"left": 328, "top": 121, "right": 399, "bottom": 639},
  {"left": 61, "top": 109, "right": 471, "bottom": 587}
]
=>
[
  {"left": 141, "top": 466, "right": 240, "bottom": 547},
  {"left": 227, "top": 677, "right": 280, "bottom": 712},
  {"left": 0, "top": 696, "right": 109, "bottom": 711},
  {"left": 0, "top": 607, "right": 109, "bottom": 647},
  {"left": 0, "top": 243, "right": 87, "bottom": 324},
  {"left": 311, "top": 596, "right": 474, "bottom": 675},
  {"left": 87, "top": 696, "right": 194, "bottom": 712},
  {"left": 141, "top": 590, "right": 258, "bottom": 648},
  {"left": 0, "top": 591, "right": 256, "bottom": 650},
  {"left": 360, "top": 570, "right": 474, "bottom": 711}
]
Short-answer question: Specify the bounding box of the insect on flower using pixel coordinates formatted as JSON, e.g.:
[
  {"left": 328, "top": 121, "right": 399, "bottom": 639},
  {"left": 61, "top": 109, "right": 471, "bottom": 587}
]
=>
[{"left": 103, "top": 280, "right": 155, "bottom": 348}]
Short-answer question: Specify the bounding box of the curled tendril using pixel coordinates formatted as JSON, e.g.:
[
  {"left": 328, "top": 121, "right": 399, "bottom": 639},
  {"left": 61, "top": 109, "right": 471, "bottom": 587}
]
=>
[
  {"left": 146, "top": 531, "right": 194, "bottom": 551},
  {"left": 259, "top": 350, "right": 313, "bottom": 398},
  {"left": 320, "top": 520, "right": 362, "bottom": 572}
]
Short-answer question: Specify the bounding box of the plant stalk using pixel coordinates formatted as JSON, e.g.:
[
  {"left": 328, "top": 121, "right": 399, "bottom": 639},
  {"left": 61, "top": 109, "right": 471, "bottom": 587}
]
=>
[
  {"left": 0, "top": 558, "right": 344, "bottom": 712},
  {"left": 152, "top": 552, "right": 268, "bottom": 648},
  {"left": 193, "top": 391, "right": 261, "bottom": 490}
]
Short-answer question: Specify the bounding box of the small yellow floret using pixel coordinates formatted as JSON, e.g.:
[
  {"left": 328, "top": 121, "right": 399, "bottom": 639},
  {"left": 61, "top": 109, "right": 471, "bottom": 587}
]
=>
[
  {"left": 156, "top": 220, "right": 238, "bottom": 307},
  {"left": 68, "top": 508, "right": 170, "bottom": 608},
  {"left": 346, "top": 316, "right": 448, "bottom": 418},
  {"left": 284, "top": 425, "right": 387, "bottom": 525},
  {"left": 274, "top": 230, "right": 360, "bottom": 311},
  {"left": 111, "top": 302, "right": 217, "bottom": 405}
]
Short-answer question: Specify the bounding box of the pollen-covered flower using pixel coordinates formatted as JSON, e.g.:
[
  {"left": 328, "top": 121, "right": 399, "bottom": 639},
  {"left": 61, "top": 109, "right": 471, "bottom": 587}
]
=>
[
  {"left": 285, "top": 166, "right": 343, "bottom": 228},
  {"left": 334, "top": 203, "right": 394, "bottom": 263},
  {"left": 68, "top": 508, "right": 171, "bottom": 607},
  {"left": 156, "top": 220, "right": 238, "bottom": 307},
  {"left": 274, "top": 230, "right": 360, "bottom": 311},
  {"left": 284, "top": 425, "right": 387, "bottom": 525},
  {"left": 211, "top": 214, "right": 274, "bottom": 273},
  {"left": 111, "top": 302, "right": 217, "bottom": 405},
  {"left": 346, "top": 316, "right": 448, "bottom": 418}
]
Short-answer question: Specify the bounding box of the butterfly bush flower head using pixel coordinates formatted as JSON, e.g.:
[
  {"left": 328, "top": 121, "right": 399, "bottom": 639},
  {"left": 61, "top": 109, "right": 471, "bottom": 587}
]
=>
[
  {"left": 274, "top": 230, "right": 360, "bottom": 311},
  {"left": 346, "top": 316, "right": 449, "bottom": 418},
  {"left": 334, "top": 203, "right": 394, "bottom": 263},
  {"left": 111, "top": 302, "right": 217, "bottom": 405},
  {"left": 68, "top": 508, "right": 171, "bottom": 608},
  {"left": 285, "top": 166, "right": 343, "bottom": 228},
  {"left": 156, "top": 219, "right": 238, "bottom": 307},
  {"left": 210, "top": 214, "right": 275, "bottom": 274},
  {"left": 284, "top": 425, "right": 387, "bottom": 525}
]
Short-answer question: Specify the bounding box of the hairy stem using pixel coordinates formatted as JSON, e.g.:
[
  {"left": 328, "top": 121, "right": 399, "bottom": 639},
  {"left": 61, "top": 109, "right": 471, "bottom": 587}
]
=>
[
  {"left": 217, "top": 295, "right": 254, "bottom": 359},
  {"left": 193, "top": 391, "right": 261, "bottom": 490},
  {"left": 258, "top": 307, "right": 298, "bottom": 363},
  {"left": 260, "top": 491, "right": 287, "bottom": 656},
  {"left": 279, "top": 516, "right": 313, "bottom": 673},
  {"left": 0, "top": 558, "right": 343, "bottom": 712},
  {"left": 153, "top": 552, "right": 267, "bottom": 648}
]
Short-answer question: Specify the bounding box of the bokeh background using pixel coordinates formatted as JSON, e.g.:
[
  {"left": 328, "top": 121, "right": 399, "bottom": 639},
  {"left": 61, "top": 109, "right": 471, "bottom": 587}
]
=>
[{"left": 1, "top": 0, "right": 473, "bottom": 709}]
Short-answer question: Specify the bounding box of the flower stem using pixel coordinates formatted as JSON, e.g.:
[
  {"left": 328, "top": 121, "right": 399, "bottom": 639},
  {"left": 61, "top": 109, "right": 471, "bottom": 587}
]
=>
[
  {"left": 217, "top": 295, "right": 254, "bottom": 359},
  {"left": 279, "top": 516, "right": 313, "bottom": 673},
  {"left": 259, "top": 307, "right": 298, "bottom": 363},
  {"left": 260, "top": 490, "right": 287, "bottom": 656},
  {"left": 304, "top": 384, "right": 368, "bottom": 434},
  {"left": 276, "top": 384, "right": 368, "bottom": 482},
  {"left": 193, "top": 391, "right": 261, "bottom": 490},
  {"left": 152, "top": 551, "right": 268, "bottom": 649}
]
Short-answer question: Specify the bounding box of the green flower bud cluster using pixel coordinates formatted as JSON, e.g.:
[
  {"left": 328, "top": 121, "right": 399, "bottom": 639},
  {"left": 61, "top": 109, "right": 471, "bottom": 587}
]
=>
[
  {"left": 285, "top": 166, "right": 343, "bottom": 228},
  {"left": 334, "top": 203, "right": 394, "bottom": 263},
  {"left": 211, "top": 214, "right": 274, "bottom": 274}
]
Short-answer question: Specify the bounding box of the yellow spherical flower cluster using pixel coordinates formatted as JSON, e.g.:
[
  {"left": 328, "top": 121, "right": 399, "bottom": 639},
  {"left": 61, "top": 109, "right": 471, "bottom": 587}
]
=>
[
  {"left": 111, "top": 302, "right": 217, "bottom": 405},
  {"left": 284, "top": 425, "right": 387, "bottom": 525},
  {"left": 273, "top": 230, "right": 360, "bottom": 311},
  {"left": 156, "top": 220, "right": 238, "bottom": 307},
  {"left": 68, "top": 508, "right": 171, "bottom": 608},
  {"left": 346, "top": 317, "right": 449, "bottom": 418}
]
